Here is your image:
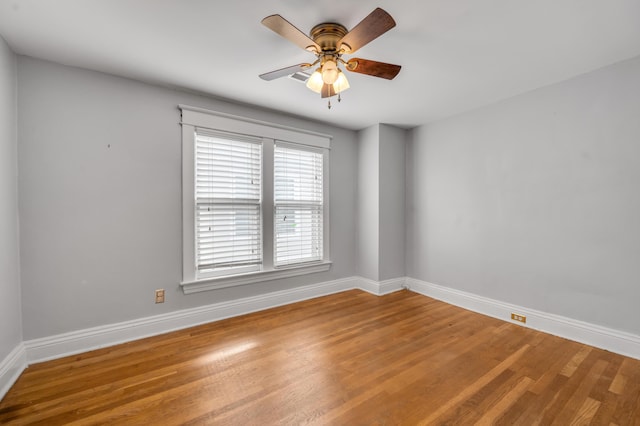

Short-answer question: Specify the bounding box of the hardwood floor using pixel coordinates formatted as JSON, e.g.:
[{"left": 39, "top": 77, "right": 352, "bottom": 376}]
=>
[{"left": 1, "top": 289, "right": 639, "bottom": 425}]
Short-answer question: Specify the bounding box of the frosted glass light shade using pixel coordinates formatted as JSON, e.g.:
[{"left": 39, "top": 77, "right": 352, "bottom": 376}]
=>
[
  {"left": 333, "top": 71, "right": 350, "bottom": 94},
  {"left": 321, "top": 60, "right": 338, "bottom": 84},
  {"left": 306, "top": 69, "right": 324, "bottom": 93}
]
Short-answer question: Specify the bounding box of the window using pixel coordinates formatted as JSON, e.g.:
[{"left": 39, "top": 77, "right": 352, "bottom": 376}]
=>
[
  {"left": 274, "top": 143, "right": 324, "bottom": 267},
  {"left": 180, "top": 105, "right": 331, "bottom": 293},
  {"left": 195, "top": 130, "right": 262, "bottom": 277}
]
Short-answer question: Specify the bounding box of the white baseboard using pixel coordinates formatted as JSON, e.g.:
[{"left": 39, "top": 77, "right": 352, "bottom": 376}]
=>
[
  {"left": 23, "top": 275, "right": 406, "bottom": 364},
  {"left": 0, "top": 343, "right": 27, "bottom": 401},
  {"left": 406, "top": 278, "right": 640, "bottom": 360},
  {"left": 20, "top": 274, "right": 640, "bottom": 372},
  {"left": 24, "top": 277, "right": 359, "bottom": 364},
  {"left": 356, "top": 276, "right": 405, "bottom": 296}
]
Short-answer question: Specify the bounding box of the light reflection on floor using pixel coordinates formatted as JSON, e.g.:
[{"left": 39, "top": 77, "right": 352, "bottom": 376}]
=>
[{"left": 196, "top": 340, "right": 258, "bottom": 365}]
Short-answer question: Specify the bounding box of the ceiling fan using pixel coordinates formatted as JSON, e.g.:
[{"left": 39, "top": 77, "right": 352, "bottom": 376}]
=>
[{"left": 259, "top": 8, "right": 401, "bottom": 108}]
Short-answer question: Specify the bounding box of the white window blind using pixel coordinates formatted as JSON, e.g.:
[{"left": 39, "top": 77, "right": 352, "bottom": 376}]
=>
[
  {"left": 195, "top": 129, "right": 262, "bottom": 274},
  {"left": 274, "top": 143, "right": 323, "bottom": 267}
]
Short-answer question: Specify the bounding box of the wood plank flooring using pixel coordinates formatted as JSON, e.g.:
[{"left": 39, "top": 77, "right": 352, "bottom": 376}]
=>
[{"left": 1, "top": 289, "right": 639, "bottom": 425}]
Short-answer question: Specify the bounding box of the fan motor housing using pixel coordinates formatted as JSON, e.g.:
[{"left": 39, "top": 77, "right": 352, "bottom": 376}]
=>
[{"left": 310, "top": 23, "right": 348, "bottom": 52}]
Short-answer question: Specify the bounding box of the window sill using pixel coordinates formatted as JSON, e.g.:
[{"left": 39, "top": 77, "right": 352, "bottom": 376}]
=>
[{"left": 180, "top": 261, "right": 333, "bottom": 294}]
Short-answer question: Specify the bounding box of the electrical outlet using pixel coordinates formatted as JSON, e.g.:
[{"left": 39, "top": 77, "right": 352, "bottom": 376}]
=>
[
  {"left": 511, "top": 313, "right": 526, "bottom": 323},
  {"left": 155, "top": 289, "right": 165, "bottom": 304}
]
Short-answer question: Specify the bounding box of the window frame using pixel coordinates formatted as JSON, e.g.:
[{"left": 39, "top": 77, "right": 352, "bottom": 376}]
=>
[{"left": 180, "top": 105, "right": 331, "bottom": 294}]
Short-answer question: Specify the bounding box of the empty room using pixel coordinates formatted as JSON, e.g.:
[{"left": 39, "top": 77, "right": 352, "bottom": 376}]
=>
[{"left": 1, "top": 1, "right": 639, "bottom": 424}]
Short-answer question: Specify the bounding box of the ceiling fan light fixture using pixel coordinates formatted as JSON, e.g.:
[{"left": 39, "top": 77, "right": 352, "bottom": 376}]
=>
[
  {"left": 306, "top": 68, "right": 324, "bottom": 93},
  {"left": 321, "top": 60, "right": 339, "bottom": 85},
  {"left": 261, "top": 8, "right": 401, "bottom": 107}
]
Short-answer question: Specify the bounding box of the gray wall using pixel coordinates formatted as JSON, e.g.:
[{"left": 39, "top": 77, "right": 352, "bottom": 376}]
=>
[
  {"left": 406, "top": 56, "right": 640, "bottom": 334},
  {"left": 13, "top": 50, "right": 640, "bottom": 344},
  {"left": 0, "top": 36, "right": 22, "bottom": 359},
  {"left": 356, "top": 124, "right": 406, "bottom": 282},
  {"left": 379, "top": 124, "right": 406, "bottom": 281},
  {"left": 17, "top": 56, "right": 358, "bottom": 340},
  {"left": 356, "top": 125, "right": 380, "bottom": 280}
]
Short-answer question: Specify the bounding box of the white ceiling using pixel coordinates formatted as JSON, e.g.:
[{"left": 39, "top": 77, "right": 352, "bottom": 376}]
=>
[{"left": 1, "top": 0, "right": 640, "bottom": 130}]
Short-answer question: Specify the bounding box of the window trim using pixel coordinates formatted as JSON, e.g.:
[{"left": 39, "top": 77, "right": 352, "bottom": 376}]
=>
[
  {"left": 180, "top": 261, "right": 332, "bottom": 294},
  {"left": 179, "top": 105, "right": 332, "bottom": 294}
]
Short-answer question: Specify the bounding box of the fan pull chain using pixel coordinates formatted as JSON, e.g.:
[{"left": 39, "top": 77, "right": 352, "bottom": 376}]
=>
[{"left": 327, "top": 98, "right": 331, "bottom": 109}]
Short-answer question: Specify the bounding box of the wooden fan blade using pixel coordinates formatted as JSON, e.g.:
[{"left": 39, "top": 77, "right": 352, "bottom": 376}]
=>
[
  {"left": 262, "top": 15, "right": 320, "bottom": 52},
  {"left": 338, "top": 8, "right": 396, "bottom": 54},
  {"left": 259, "top": 63, "right": 312, "bottom": 81},
  {"left": 346, "top": 58, "right": 401, "bottom": 80}
]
